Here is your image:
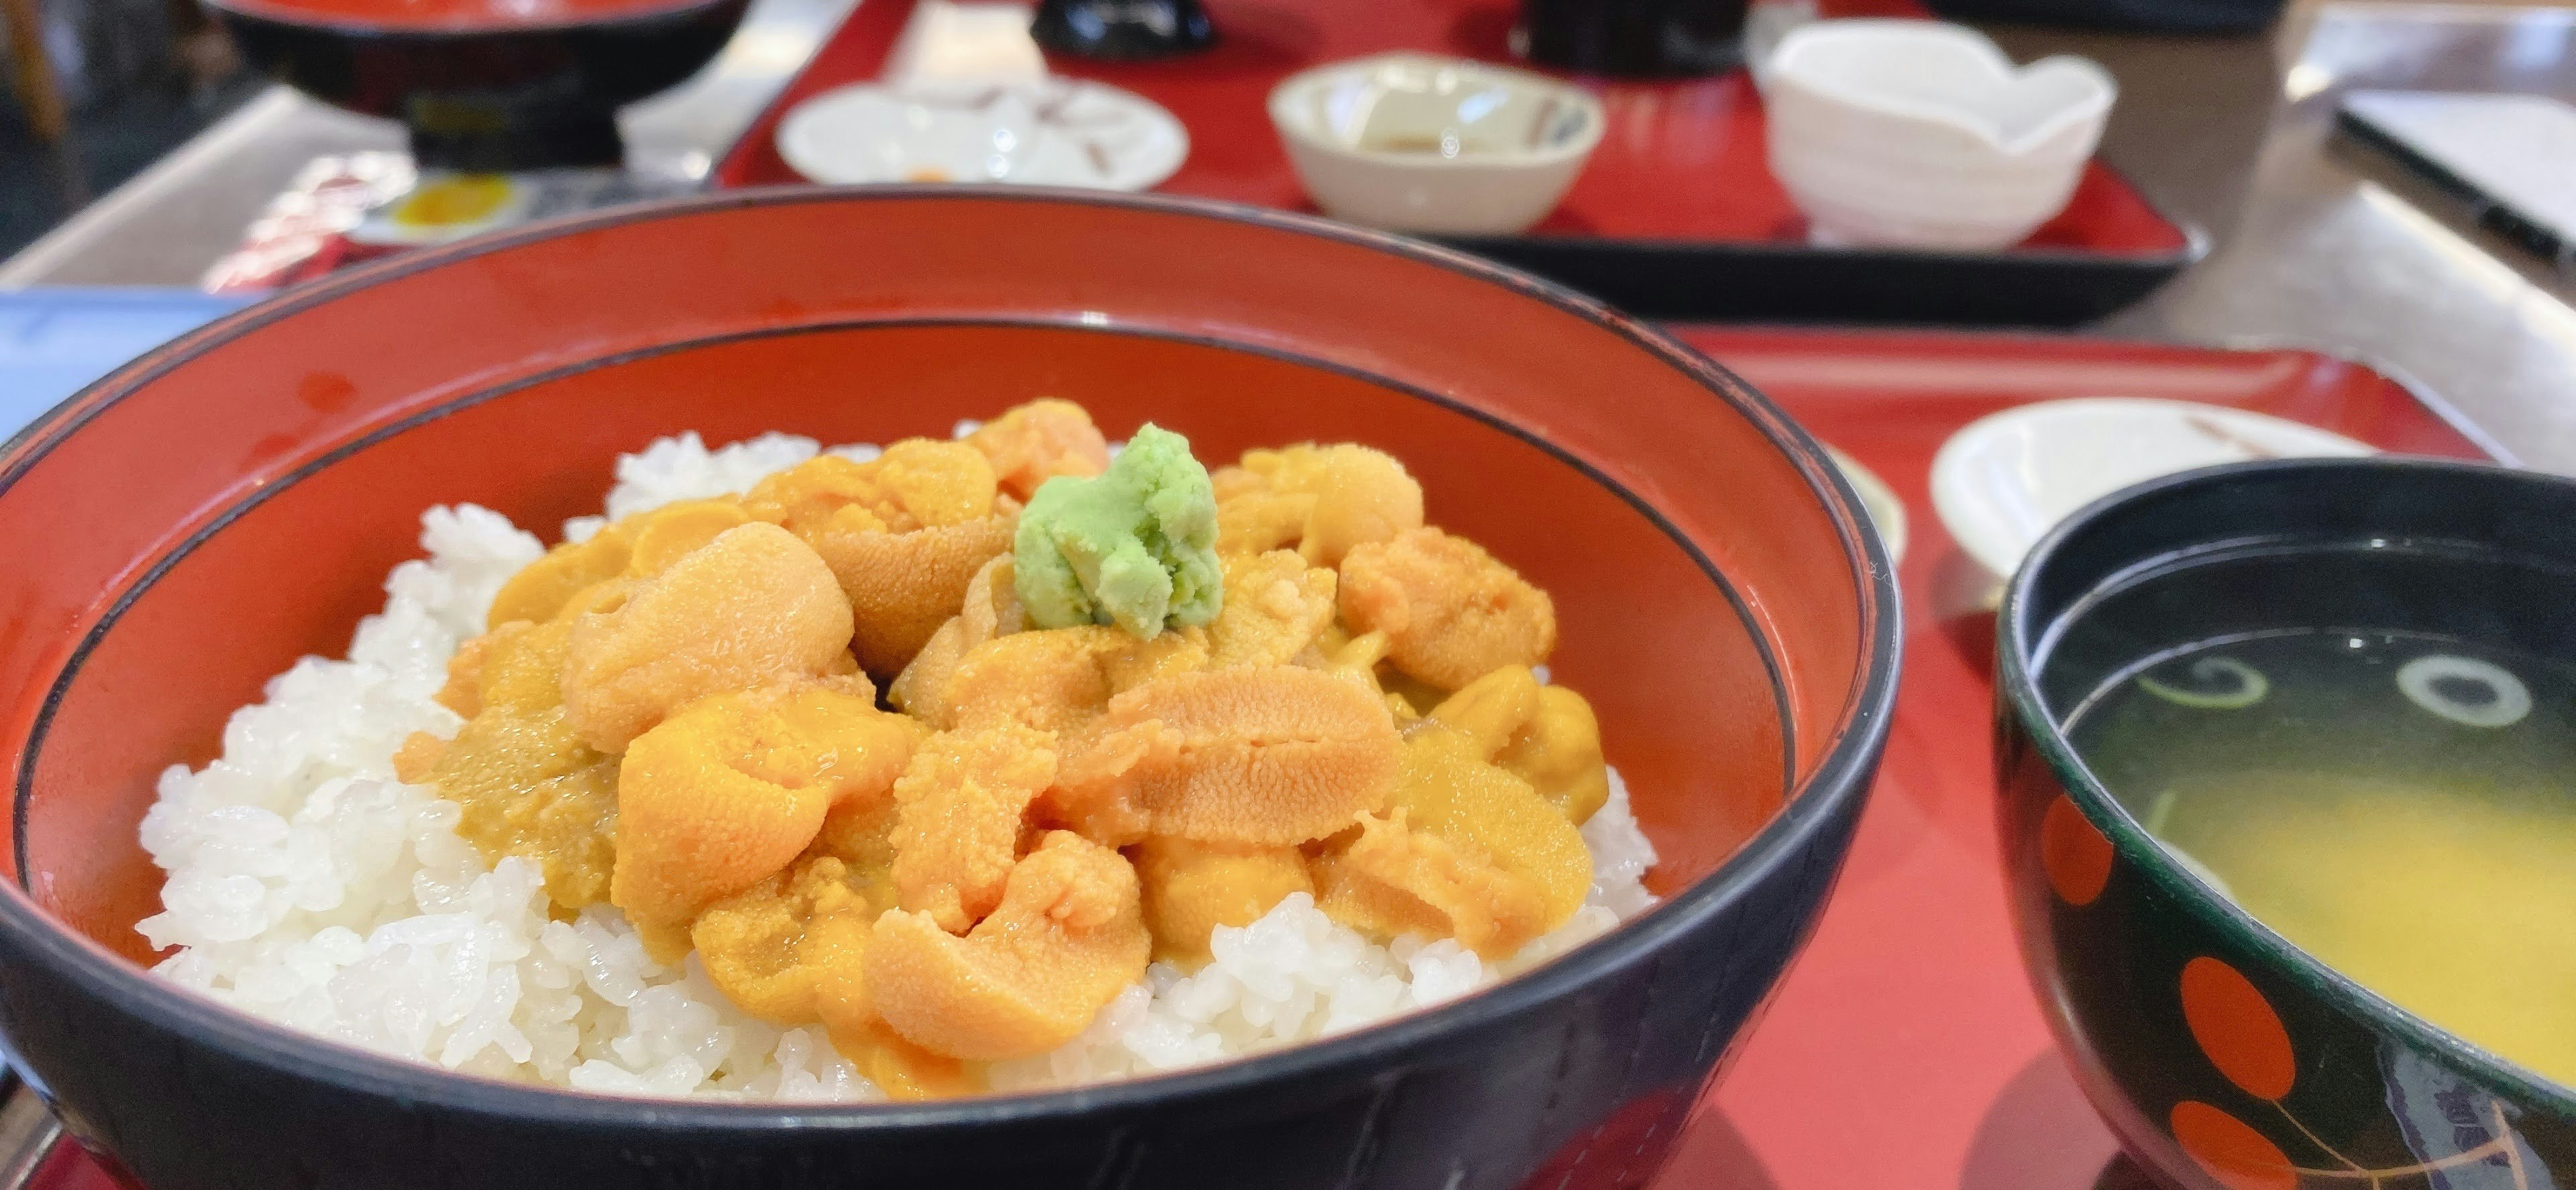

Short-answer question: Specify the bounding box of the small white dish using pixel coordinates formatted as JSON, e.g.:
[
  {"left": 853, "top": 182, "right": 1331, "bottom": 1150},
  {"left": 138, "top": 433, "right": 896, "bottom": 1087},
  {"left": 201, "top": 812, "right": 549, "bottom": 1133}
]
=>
[
  {"left": 1267, "top": 52, "right": 1605, "bottom": 236},
  {"left": 1825, "top": 444, "right": 1909, "bottom": 566},
  {"left": 1765, "top": 20, "right": 2115, "bottom": 251},
  {"left": 1931, "top": 398, "right": 2376, "bottom": 579},
  {"left": 778, "top": 78, "right": 1189, "bottom": 191}
]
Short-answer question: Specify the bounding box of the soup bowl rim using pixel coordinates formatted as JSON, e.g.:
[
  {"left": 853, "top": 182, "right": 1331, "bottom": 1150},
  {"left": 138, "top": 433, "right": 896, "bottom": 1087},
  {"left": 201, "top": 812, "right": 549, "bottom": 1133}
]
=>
[
  {"left": 0, "top": 185, "right": 1903, "bottom": 1130},
  {"left": 200, "top": 0, "right": 742, "bottom": 39},
  {"left": 1998, "top": 453, "right": 2576, "bottom": 1118}
]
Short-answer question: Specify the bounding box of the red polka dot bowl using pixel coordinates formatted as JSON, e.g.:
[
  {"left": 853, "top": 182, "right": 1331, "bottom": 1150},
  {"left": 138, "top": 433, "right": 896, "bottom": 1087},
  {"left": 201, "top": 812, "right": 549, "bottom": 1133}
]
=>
[{"left": 1997, "top": 457, "right": 2576, "bottom": 1190}]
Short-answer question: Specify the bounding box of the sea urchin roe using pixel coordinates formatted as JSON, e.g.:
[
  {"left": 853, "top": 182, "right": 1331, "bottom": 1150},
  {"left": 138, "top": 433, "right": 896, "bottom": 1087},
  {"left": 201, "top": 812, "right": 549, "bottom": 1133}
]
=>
[
  {"left": 1205, "top": 549, "right": 1338, "bottom": 669},
  {"left": 964, "top": 398, "right": 1114, "bottom": 502},
  {"left": 1426, "top": 665, "right": 1542, "bottom": 755},
  {"left": 409, "top": 616, "right": 621, "bottom": 910},
  {"left": 1315, "top": 726, "right": 1590, "bottom": 957},
  {"left": 888, "top": 554, "right": 1025, "bottom": 721},
  {"left": 743, "top": 443, "right": 1017, "bottom": 678},
  {"left": 891, "top": 723, "right": 1061, "bottom": 935},
  {"left": 561, "top": 523, "right": 857, "bottom": 753},
  {"left": 1210, "top": 443, "right": 1424, "bottom": 565},
  {"left": 1132, "top": 836, "right": 1314, "bottom": 964},
  {"left": 822, "top": 508, "right": 1020, "bottom": 680},
  {"left": 692, "top": 855, "right": 885, "bottom": 1031},
  {"left": 1430, "top": 667, "right": 1610, "bottom": 824},
  {"left": 923, "top": 625, "right": 1208, "bottom": 735},
  {"left": 610, "top": 680, "right": 920, "bottom": 936},
  {"left": 1301, "top": 445, "right": 1425, "bottom": 566},
  {"left": 1495, "top": 686, "right": 1609, "bottom": 824},
  {"left": 1338, "top": 527, "right": 1558, "bottom": 690},
  {"left": 410, "top": 700, "right": 621, "bottom": 912},
  {"left": 743, "top": 441, "right": 998, "bottom": 536},
  {"left": 1014, "top": 423, "right": 1222, "bottom": 639},
  {"left": 432, "top": 625, "right": 509, "bottom": 718},
  {"left": 1049, "top": 666, "right": 1401, "bottom": 847},
  {"left": 486, "top": 499, "right": 751, "bottom": 629},
  {"left": 1313, "top": 809, "right": 1553, "bottom": 959},
  {"left": 371, "top": 401, "right": 1640, "bottom": 1097},
  {"left": 866, "top": 830, "right": 1151, "bottom": 1061}
]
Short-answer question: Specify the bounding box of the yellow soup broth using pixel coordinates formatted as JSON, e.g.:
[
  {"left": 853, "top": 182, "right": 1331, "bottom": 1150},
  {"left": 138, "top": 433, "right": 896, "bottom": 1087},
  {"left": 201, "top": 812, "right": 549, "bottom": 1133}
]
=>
[{"left": 2072, "top": 632, "right": 2576, "bottom": 1089}]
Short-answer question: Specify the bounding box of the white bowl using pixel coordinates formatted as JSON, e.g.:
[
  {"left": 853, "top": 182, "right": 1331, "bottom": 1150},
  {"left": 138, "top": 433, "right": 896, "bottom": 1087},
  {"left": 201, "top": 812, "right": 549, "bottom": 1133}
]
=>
[
  {"left": 778, "top": 79, "right": 1188, "bottom": 191},
  {"left": 1931, "top": 398, "right": 2376, "bottom": 579},
  {"left": 1267, "top": 52, "right": 1605, "bottom": 236},
  {"left": 1765, "top": 20, "right": 2115, "bottom": 251}
]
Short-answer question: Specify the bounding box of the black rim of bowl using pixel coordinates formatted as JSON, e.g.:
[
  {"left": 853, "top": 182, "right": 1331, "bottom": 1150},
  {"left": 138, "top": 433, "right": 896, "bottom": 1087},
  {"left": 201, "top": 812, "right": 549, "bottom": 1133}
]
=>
[
  {"left": 0, "top": 185, "right": 1903, "bottom": 1131},
  {"left": 1998, "top": 453, "right": 2576, "bottom": 1118},
  {"left": 203, "top": 0, "right": 741, "bottom": 38}
]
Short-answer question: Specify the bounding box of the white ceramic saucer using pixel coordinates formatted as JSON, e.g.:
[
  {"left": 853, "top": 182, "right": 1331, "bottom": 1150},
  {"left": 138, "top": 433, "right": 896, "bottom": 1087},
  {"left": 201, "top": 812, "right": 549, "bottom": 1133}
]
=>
[
  {"left": 1931, "top": 398, "right": 2376, "bottom": 578},
  {"left": 777, "top": 78, "right": 1189, "bottom": 191}
]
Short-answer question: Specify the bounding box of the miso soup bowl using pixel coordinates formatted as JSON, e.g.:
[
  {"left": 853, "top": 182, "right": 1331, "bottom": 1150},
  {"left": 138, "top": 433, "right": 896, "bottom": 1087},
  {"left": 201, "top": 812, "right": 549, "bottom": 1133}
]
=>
[
  {"left": 207, "top": 0, "right": 751, "bottom": 170},
  {"left": 1997, "top": 457, "right": 2576, "bottom": 1190},
  {"left": 0, "top": 188, "right": 1898, "bottom": 1189}
]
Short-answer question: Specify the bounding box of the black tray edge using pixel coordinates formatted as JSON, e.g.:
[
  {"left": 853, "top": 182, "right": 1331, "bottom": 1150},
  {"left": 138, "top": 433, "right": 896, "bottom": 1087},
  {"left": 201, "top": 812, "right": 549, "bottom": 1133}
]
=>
[{"left": 1446, "top": 217, "right": 2211, "bottom": 326}]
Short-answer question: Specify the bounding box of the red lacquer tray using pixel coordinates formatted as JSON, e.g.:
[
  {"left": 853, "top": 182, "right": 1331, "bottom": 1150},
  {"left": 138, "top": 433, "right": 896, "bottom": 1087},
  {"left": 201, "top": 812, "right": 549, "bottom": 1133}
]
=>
[
  {"left": 17, "top": 329, "right": 2495, "bottom": 1190},
  {"left": 713, "top": 0, "right": 2207, "bottom": 326}
]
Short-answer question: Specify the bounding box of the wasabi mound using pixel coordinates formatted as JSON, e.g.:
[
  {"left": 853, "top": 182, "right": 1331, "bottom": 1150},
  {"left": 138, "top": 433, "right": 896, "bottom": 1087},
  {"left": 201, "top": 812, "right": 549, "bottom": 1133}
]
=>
[{"left": 1013, "top": 423, "right": 1222, "bottom": 638}]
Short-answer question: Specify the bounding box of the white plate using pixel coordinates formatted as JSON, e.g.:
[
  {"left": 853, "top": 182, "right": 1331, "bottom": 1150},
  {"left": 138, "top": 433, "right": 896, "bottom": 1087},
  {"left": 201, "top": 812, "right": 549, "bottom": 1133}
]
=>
[
  {"left": 777, "top": 79, "right": 1189, "bottom": 191},
  {"left": 1825, "top": 444, "right": 1908, "bottom": 565},
  {"left": 1930, "top": 398, "right": 2376, "bottom": 578}
]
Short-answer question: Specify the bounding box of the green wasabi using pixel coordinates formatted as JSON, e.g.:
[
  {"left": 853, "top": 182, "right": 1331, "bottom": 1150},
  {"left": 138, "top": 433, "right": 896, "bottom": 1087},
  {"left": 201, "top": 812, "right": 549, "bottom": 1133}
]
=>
[{"left": 1013, "top": 423, "right": 1222, "bottom": 638}]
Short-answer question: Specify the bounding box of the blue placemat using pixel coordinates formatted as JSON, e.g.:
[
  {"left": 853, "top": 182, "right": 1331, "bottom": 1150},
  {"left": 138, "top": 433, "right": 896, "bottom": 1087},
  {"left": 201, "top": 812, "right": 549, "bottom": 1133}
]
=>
[{"left": 0, "top": 288, "right": 253, "bottom": 443}]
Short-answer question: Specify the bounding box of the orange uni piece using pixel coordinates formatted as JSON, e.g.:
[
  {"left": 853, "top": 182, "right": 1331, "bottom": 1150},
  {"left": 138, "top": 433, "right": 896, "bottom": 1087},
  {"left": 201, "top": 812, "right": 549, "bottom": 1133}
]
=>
[
  {"left": 892, "top": 723, "right": 1061, "bottom": 935},
  {"left": 867, "top": 830, "right": 1151, "bottom": 1061},
  {"left": 1214, "top": 490, "right": 1314, "bottom": 559},
  {"left": 1132, "top": 836, "right": 1313, "bottom": 964},
  {"left": 924, "top": 625, "right": 1209, "bottom": 735},
  {"left": 610, "top": 680, "right": 919, "bottom": 935},
  {"left": 1049, "top": 666, "right": 1401, "bottom": 847},
  {"left": 433, "top": 628, "right": 507, "bottom": 718},
  {"left": 1313, "top": 726, "right": 1590, "bottom": 957},
  {"left": 1314, "top": 810, "right": 1552, "bottom": 959},
  {"left": 816, "top": 509, "right": 1020, "bottom": 679},
  {"left": 1337, "top": 527, "right": 1557, "bottom": 690},
  {"left": 487, "top": 498, "right": 751, "bottom": 629},
  {"left": 413, "top": 616, "right": 619, "bottom": 910},
  {"left": 1209, "top": 443, "right": 1424, "bottom": 565},
  {"left": 888, "top": 554, "right": 1024, "bottom": 721},
  {"left": 560, "top": 523, "right": 856, "bottom": 753},
  {"left": 963, "top": 399, "right": 1113, "bottom": 502},
  {"left": 1205, "top": 549, "right": 1338, "bottom": 669},
  {"left": 743, "top": 443, "right": 1017, "bottom": 678},
  {"left": 743, "top": 441, "right": 997, "bottom": 537},
  {"left": 692, "top": 854, "right": 885, "bottom": 1033},
  {"left": 1429, "top": 667, "right": 1610, "bottom": 824}
]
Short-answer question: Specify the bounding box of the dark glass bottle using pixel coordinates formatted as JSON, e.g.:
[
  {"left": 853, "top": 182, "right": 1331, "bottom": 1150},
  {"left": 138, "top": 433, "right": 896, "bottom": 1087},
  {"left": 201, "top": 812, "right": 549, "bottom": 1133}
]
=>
[
  {"left": 1517, "top": 0, "right": 1750, "bottom": 77},
  {"left": 1030, "top": 0, "right": 1218, "bottom": 60}
]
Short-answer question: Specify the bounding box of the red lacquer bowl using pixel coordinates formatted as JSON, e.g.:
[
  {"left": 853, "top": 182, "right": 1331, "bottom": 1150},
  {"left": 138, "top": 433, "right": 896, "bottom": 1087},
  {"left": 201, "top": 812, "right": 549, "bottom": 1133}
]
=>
[{"left": 0, "top": 188, "right": 1897, "bottom": 1189}]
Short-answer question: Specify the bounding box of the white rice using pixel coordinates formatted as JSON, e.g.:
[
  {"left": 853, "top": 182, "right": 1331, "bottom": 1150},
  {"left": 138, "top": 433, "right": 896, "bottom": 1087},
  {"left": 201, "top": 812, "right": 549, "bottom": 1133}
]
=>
[{"left": 136, "top": 432, "right": 1660, "bottom": 1101}]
